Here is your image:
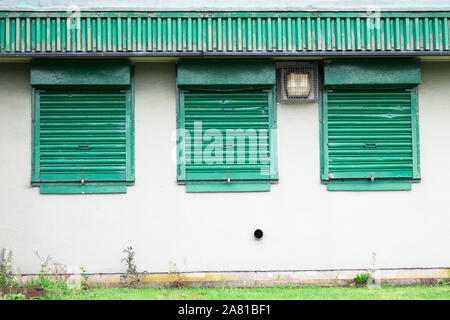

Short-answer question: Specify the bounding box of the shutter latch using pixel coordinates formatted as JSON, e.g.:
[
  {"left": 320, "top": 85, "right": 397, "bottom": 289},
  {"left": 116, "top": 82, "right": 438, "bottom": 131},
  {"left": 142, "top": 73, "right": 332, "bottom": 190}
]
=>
[
  {"left": 77, "top": 144, "right": 91, "bottom": 150},
  {"left": 226, "top": 173, "right": 231, "bottom": 184}
]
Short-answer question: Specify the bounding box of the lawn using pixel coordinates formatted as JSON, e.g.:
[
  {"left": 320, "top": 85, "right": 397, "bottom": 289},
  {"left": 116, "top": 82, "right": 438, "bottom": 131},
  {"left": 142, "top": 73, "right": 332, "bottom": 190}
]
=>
[{"left": 37, "top": 285, "right": 450, "bottom": 300}]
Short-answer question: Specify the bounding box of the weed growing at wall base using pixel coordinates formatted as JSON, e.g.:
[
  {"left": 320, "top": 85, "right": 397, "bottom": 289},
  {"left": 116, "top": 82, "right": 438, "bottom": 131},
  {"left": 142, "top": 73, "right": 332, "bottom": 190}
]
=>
[
  {"left": 0, "top": 250, "right": 17, "bottom": 288},
  {"left": 168, "top": 262, "right": 187, "bottom": 289},
  {"left": 80, "top": 267, "right": 89, "bottom": 289},
  {"left": 354, "top": 273, "right": 373, "bottom": 287},
  {"left": 121, "top": 246, "right": 141, "bottom": 284}
]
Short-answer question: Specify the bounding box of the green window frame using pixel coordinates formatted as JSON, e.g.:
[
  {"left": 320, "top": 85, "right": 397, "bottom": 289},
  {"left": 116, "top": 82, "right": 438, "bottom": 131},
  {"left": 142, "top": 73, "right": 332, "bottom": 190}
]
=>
[
  {"left": 30, "top": 60, "right": 135, "bottom": 194},
  {"left": 320, "top": 88, "right": 420, "bottom": 191},
  {"left": 176, "top": 60, "right": 278, "bottom": 192},
  {"left": 177, "top": 88, "right": 278, "bottom": 192}
]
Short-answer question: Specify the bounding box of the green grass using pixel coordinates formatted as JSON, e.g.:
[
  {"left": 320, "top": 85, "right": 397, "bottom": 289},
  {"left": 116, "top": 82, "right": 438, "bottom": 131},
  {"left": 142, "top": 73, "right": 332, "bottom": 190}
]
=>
[{"left": 38, "top": 284, "right": 450, "bottom": 300}]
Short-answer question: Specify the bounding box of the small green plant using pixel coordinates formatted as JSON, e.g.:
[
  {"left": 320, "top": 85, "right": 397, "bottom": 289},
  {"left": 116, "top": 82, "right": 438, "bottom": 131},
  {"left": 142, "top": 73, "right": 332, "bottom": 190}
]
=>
[
  {"left": 23, "top": 253, "right": 92, "bottom": 299},
  {"left": 1, "top": 293, "right": 25, "bottom": 300},
  {"left": 0, "top": 250, "right": 18, "bottom": 288},
  {"left": 80, "top": 267, "right": 89, "bottom": 289},
  {"left": 353, "top": 252, "right": 379, "bottom": 288},
  {"left": 30, "top": 252, "right": 69, "bottom": 292},
  {"left": 168, "top": 261, "right": 186, "bottom": 289},
  {"left": 354, "top": 273, "right": 371, "bottom": 286},
  {"left": 121, "top": 246, "right": 140, "bottom": 284}
]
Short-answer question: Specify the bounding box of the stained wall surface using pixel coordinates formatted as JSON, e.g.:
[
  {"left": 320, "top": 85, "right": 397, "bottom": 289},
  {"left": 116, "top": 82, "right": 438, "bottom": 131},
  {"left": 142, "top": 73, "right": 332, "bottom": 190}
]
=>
[{"left": 0, "top": 61, "right": 449, "bottom": 274}]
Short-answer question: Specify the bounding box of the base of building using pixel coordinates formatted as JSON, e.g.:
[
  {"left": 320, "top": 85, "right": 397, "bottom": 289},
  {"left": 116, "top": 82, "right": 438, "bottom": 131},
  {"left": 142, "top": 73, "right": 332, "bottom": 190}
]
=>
[{"left": 17, "top": 268, "right": 449, "bottom": 288}]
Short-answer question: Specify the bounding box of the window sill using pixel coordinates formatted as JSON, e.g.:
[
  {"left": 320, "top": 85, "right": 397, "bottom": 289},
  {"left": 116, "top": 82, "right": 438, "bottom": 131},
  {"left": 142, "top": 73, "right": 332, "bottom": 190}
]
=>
[
  {"left": 184, "top": 181, "right": 272, "bottom": 193},
  {"left": 37, "top": 183, "right": 128, "bottom": 194},
  {"left": 325, "top": 180, "right": 412, "bottom": 191}
]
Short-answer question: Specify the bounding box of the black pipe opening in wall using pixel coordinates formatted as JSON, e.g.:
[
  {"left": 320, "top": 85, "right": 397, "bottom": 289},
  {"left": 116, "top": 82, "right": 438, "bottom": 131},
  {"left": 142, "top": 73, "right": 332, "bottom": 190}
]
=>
[{"left": 254, "top": 229, "right": 264, "bottom": 240}]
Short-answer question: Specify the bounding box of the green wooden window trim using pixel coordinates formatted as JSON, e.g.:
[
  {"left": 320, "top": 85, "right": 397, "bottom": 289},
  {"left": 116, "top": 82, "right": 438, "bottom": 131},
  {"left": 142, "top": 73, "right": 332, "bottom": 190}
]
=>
[
  {"left": 319, "top": 88, "right": 420, "bottom": 191},
  {"left": 30, "top": 59, "right": 131, "bottom": 86},
  {"left": 1, "top": 12, "right": 450, "bottom": 56},
  {"left": 39, "top": 182, "right": 128, "bottom": 194},
  {"left": 177, "top": 60, "right": 276, "bottom": 89},
  {"left": 31, "top": 69, "right": 135, "bottom": 194},
  {"left": 326, "top": 180, "right": 412, "bottom": 191},
  {"left": 177, "top": 88, "right": 278, "bottom": 193},
  {"left": 185, "top": 181, "right": 271, "bottom": 193},
  {"left": 324, "top": 59, "right": 421, "bottom": 88}
]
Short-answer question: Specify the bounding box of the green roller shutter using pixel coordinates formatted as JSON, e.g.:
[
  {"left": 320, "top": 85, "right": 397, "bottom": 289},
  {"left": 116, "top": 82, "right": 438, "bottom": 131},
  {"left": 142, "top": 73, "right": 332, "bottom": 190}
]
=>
[
  {"left": 32, "top": 89, "right": 134, "bottom": 194},
  {"left": 176, "top": 60, "right": 278, "bottom": 192},
  {"left": 178, "top": 89, "right": 278, "bottom": 192},
  {"left": 321, "top": 89, "right": 420, "bottom": 191}
]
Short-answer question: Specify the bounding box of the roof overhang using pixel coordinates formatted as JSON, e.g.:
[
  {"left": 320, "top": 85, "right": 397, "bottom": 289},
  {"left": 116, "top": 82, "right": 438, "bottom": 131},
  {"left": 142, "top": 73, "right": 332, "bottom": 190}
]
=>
[
  {"left": 2, "top": 0, "right": 450, "bottom": 12},
  {"left": 0, "top": 11, "right": 449, "bottom": 57}
]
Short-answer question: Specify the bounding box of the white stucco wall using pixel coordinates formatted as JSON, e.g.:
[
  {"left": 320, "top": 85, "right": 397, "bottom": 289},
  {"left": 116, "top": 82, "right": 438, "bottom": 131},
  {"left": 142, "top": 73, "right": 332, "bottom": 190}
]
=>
[{"left": 0, "top": 61, "right": 449, "bottom": 274}]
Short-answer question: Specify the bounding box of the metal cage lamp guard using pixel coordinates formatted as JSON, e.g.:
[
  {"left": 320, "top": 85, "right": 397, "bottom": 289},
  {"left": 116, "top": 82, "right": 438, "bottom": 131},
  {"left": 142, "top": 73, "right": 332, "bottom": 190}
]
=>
[{"left": 277, "top": 62, "right": 319, "bottom": 103}]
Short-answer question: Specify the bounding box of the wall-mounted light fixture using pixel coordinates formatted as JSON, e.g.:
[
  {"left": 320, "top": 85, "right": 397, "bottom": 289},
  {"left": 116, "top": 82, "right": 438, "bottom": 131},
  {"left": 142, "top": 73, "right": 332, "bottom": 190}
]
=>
[
  {"left": 286, "top": 73, "right": 311, "bottom": 97},
  {"left": 277, "top": 62, "right": 319, "bottom": 103}
]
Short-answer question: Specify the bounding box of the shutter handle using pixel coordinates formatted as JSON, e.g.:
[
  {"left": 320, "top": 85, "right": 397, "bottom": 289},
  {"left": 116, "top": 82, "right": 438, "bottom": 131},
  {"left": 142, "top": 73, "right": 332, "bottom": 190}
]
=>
[
  {"left": 226, "top": 173, "right": 231, "bottom": 184},
  {"left": 77, "top": 144, "right": 91, "bottom": 150},
  {"left": 81, "top": 179, "right": 85, "bottom": 185}
]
